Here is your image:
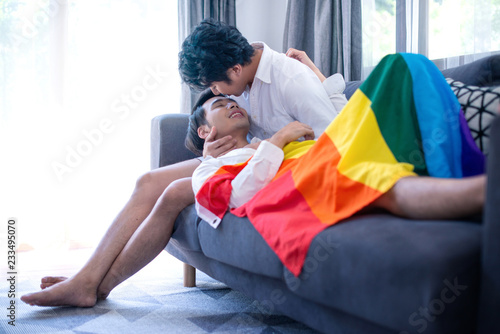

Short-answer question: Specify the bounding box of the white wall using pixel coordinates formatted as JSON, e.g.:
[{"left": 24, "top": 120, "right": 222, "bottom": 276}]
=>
[{"left": 235, "top": 0, "right": 288, "bottom": 52}]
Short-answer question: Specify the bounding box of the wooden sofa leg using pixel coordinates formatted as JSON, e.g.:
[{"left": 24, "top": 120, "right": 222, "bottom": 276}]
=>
[{"left": 183, "top": 263, "right": 196, "bottom": 287}]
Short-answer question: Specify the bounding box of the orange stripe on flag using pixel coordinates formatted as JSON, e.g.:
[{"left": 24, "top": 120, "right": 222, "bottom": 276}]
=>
[{"left": 290, "top": 134, "right": 385, "bottom": 223}]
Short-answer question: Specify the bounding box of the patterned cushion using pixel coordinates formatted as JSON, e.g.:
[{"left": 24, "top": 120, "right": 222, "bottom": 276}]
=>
[{"left": 446, "top": 78, "right": 500, "bottom": 155}]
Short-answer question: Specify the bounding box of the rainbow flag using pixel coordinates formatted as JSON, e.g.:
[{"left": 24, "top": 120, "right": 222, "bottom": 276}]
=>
[{"left": 196, "top": 53, "right": 485, "bottom": 276}]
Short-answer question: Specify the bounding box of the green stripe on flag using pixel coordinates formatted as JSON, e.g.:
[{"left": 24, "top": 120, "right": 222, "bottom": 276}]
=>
[{"left": 359, "top": 54, "right": 429, "bottom": 176}]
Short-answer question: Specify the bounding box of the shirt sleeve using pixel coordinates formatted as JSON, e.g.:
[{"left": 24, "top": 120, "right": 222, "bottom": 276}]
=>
[
  {"left": 191, "top": 156, "right": 224, "bottom": 197},
  {"left": 229, "top": 141, "right": 284, "bottom": 208},
  {"left": 191, "top": 141, "right": 284, "bottom": 210},
  {"left": 281, "top": 69, "right": 339, "bottom": 138}
]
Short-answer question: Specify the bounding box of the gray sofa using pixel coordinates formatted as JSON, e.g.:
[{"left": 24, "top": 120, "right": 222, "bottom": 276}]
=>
[{"left": 151, "top": 55, "right": 500, "bottom": 334}]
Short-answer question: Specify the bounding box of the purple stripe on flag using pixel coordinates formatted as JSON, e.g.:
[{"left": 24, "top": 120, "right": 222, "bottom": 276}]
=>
[{"left": 459, "top": 110, "right": 485, "bottom": 176}]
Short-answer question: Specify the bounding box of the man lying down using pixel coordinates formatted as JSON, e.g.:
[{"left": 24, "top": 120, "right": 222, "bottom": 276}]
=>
[{"left": 186, "top": 53, "right": 486, "bottom": 276}]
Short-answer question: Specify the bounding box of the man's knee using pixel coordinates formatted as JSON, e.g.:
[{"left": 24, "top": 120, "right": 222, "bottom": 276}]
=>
[
  {"left": 157, "top": 178, "right": 195, "bottom": 211},
  {"left": 135, "top": 160, "right": 200, "bottom": 193},
  {"left": 376, "top": 180, "right": 418, "bottom": 217},
  {"left": 373, "top": 187, "right": 403, "bottom": 216},
  {"left": 165, "top": 179, "right": 194, "bottom": 202},
  {"left": 135, "top": 171, "right": 155, "bottom": 192},
  {"left": 133, "top": 171, "right": 171, "bottom": 203}
]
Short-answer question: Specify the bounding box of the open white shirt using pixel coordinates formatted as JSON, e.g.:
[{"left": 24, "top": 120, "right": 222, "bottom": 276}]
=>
[
  {"left": 232, "top": 42, "right": 342, "bottom": 140},
  {"left": 193, "top": 44, "right": 348, "bottom": 225}
]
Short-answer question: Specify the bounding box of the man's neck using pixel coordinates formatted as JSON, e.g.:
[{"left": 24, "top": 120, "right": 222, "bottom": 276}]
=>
[
  {"left": 234, "top": 135, "right": 250, "bottom": 149},
  {"left": 244, "top": 47, "right": 263, "bottom": 90}
]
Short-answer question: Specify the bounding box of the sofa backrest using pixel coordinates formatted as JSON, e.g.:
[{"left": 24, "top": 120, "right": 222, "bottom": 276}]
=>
[
  {"left": 344, "top": 54, "right": 500, "bottom": 100},
  {"left": 441, "top": 54, "right": 500, "bottom": 87}
]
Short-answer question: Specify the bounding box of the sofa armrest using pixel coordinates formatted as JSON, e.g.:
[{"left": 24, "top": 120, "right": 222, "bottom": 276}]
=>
[
  {"left": 150, "top": 113, "right": 198, "bottom": 169},
  {"left": 478, "top": 116, "right": 500, "bottom": 333}
]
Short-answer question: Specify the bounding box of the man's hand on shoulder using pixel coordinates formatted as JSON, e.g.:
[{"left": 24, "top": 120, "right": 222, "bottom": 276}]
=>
[
  {"left": 268, "top": 121, "right": 315, "bottom": 149},
  {"left": 203, "top": 126, "right": 237, "bottom": 158},
  {"left": 286, "top": 48, "right": 327, "bottom": 83}
]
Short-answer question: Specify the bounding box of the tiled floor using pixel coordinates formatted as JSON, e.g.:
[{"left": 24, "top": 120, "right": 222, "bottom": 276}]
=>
[{"left": 2, "top": 248, "right": 319, "bottom": 333}]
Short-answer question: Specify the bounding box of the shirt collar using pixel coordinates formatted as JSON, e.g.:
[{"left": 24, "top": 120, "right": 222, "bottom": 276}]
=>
[{"left": 251, "top": 42, "right": 272, "bottom": 84}]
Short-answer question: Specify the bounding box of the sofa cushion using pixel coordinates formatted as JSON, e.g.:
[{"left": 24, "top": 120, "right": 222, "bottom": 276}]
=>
[
  {"left": 282, "top": 214, "right": 481, "bottom": 332},
  {"left": 197, "top": 211, "right": 284, "bottom": 279},
  {"left": 344, "top": 80, "right": 362, "bottom": 100},
  {"left": 169, "top": 205, "right": 203, "bottom": 252},
  {"left": 446, "top": 79, "right": 499, "bottom": 155}
]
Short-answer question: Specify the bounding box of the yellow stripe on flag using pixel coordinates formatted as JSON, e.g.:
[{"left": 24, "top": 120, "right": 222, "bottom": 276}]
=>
[
  {"left": 283, "top": 140, "right": 316, "bottom": 160},
  {"left": 325, "top": 90, "right": 416, "bottom": 192}
]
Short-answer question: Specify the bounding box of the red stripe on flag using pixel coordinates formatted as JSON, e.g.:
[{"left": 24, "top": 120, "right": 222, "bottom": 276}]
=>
[
  {"left": 232, "top": 170, "right": 327, "bottom": 276},
  {"left": 196, "top": 161, "right": 249, "bottom": 220}
]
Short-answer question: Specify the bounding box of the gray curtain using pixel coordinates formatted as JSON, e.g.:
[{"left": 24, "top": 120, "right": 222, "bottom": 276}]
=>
[
  {"left": 283, "top": 0, "right": 362, "bottom": 82},
  {"left": 178, "top": 0, "right": 236, "bottom": 113}
]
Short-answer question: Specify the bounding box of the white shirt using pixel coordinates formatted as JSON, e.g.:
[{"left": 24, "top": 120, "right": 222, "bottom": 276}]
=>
[
  {"left": 192, "top": 140, "right": 283, "bottom": 227},
  {"left": 232, "top": 42, "right": 342, "bottom": 140}
]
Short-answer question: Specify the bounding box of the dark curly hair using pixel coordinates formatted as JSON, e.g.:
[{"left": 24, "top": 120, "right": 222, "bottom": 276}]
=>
[
  {"left": 178, "top": 19, "right": 255, "bottom": 91},
  {"left": 185, "top": 89, "right": 218, "bottom": 156}
]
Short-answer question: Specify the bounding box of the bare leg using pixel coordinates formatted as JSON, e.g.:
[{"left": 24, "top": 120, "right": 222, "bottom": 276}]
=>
[
  {"left": 372, "top": 175, "right": 486, "bottom": 219},
  {"left": 96, "top": 178, "right": 194, "bottom": 299},
  {"left": 21, "top": 159, "right": 200, "bottom": 307}
]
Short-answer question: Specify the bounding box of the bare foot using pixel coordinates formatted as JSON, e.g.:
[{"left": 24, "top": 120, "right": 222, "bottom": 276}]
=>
[
  {"left": 21, "top": 277, "right": 97, "bottom": 307},
  {"left": 96, "top": 269, "right": 122, "bottom": 301},
  {"left": 96, "top": 288, "right": 110, "bottom": 301},
  {"left": 41, "top": 276, "right": 67, "bottom": 289}
]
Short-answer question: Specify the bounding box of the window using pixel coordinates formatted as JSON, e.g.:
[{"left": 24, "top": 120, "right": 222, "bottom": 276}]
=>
[
  {"left": 0, "top": 0, "right": 179, "bottom": 250},
  {"left": 361, "top": 0, "right": 500, "bottom": 78},
  {"left": 429, "top": 0, "right": 500, "bottom": 59},
  {"left": 361, "top": 0, "right": 396, "bottom": 78}
]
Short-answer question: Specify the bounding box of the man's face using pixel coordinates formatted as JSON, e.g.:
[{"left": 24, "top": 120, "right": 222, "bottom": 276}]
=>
[
  {"left": 209, "top": 67, "right": 247, "bottom": 96},
  {"left": 202, "top": 96, "right": 249, "bottom": 138}
]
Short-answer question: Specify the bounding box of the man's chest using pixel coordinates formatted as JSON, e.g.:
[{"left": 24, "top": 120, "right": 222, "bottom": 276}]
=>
[{"left": 233, "top": 85, "right": 294, "bottom": 138}]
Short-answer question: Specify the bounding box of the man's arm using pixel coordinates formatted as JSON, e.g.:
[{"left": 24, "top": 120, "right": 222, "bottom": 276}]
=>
[
  {"left": 281, "top": 70, "right": 339, "bottom": 138},
  {"left": 229, "top": 141, "right": 284, "bottom": 208},
  {"left": 229, "top": 122, "right": 314, "bottom": 207},
  {"left": 286, "top": 48, "right": 348, "bottom": 115},
  {"left": 192, "top": 142, "right": 284, "bottom": 210},
  {"left": 193, "top": 122, "right": 314, "bottom": 210}
]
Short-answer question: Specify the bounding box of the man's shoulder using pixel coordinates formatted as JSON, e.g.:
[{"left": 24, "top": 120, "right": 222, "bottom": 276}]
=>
[
  {"left": 255, "top": 42, "right": 312, "bottom": 81},
  {"left": 273, "top": 56, "right": 317, "bottom": 84},
  {"left": 270, "top": 50, "right": 310, "bottom": 74}
]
